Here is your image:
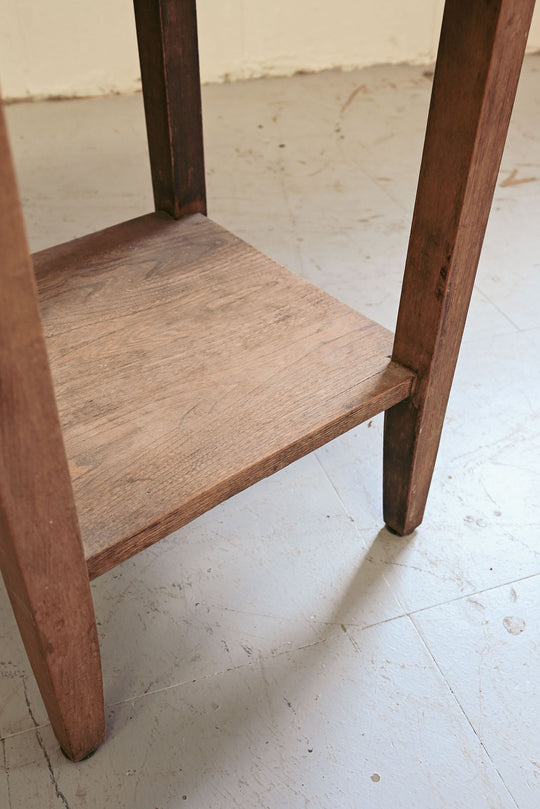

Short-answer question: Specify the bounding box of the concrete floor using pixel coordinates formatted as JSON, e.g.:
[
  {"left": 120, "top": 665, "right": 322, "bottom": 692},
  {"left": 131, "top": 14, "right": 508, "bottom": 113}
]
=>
[{"left": 1, "top": 57, "right": 539, "bottom": 808}]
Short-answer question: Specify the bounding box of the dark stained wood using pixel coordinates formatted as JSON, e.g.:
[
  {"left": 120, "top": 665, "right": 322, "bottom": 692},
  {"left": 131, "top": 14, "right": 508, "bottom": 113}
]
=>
[
  {"left": 33, "top": 213, "right": 414, "bottom": 578},
  {"left": 383, "top": 0, "right": 535, "bottom": 536},
  {"left": 0, "top": 105, "right": 105, "bottom": 762},
  {"left": 133, "top": 0, "right": 206, "bottom": 218}
]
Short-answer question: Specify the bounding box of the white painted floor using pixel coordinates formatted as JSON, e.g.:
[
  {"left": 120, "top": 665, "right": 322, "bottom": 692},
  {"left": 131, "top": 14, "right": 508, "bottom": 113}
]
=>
[{"left": 1, "top": 58, "right": 539, "bottom": 808}]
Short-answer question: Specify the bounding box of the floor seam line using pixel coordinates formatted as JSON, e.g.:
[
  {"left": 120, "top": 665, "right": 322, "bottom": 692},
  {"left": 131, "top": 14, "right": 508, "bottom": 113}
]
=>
[
  {"left": 407, "top": 612, "right": 521, "bottom": 809},
  {"left": 405, "top": 570, "right": 540, "bottom": 618},
  {"left": 105, "top": 637, "right": 330, "bottom": 709}
]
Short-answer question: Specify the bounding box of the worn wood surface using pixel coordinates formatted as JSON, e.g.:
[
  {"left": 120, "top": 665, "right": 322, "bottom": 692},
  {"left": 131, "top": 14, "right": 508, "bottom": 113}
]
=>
[
  {"left": 0, "top": 104, "right": 105, "bottom": 762},
  {"left": 134, "top": 0, "right": 206, "bottom": 218},
  {"left": 383, "top": 0, "right": 535, "bottom": 535},
  {"left": 34, "top": 213, "right": 414, "bottom": 578}
]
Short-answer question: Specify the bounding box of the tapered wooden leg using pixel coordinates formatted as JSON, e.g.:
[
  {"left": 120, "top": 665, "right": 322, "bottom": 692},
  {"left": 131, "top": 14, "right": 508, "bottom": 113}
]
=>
[
  {"left": 0, "top": 105, "right": 105, "bottom": 761},
  {"left": 134, "top": 0, "right": 206, "bottom": 218},
  {"left": 0, "top": 547, "right": 105, "bottom": 762},
  {"left": 383, "top": 0, "right": 535, "bottom": 535}
]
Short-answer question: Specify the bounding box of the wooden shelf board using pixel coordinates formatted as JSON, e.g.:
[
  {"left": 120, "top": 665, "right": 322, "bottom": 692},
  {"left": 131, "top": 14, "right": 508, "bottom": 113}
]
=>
[{"left": 33, "top": 213, "right": 414, "bottom": 579}]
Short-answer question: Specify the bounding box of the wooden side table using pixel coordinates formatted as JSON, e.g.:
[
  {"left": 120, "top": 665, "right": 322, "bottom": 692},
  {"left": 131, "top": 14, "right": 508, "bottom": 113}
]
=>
[{"left": 0, "top": 0, "right": 535, "bottom": 760}]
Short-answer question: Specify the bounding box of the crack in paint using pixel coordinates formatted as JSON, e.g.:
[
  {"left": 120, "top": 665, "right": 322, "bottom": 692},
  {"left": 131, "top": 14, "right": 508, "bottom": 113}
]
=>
[
  {"left": 2, "top": 738, "right": 13, "bottom": 809},
  {"left": 22, "top": 681, "right": 71, "bottom": 809}
]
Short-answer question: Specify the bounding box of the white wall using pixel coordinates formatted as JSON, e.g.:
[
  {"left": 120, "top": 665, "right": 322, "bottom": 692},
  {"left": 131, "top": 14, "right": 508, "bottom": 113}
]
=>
[{"left": 1, "top": 0, "right": 539, "bottom": 101}]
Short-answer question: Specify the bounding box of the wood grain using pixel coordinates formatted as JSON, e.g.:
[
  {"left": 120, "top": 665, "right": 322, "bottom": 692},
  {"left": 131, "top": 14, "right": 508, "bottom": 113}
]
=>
[
  {"left": 33, "top": 213, "right": 414, "bottom": 578},
  {"left": 134, "top": 0, "right": 206, "bottom": 218},
  {"left": 0, "top": 104, "right": 105, "bottom": 761},
  {"left": 383, "top": 0, "right": 535, "bottom": 535}
]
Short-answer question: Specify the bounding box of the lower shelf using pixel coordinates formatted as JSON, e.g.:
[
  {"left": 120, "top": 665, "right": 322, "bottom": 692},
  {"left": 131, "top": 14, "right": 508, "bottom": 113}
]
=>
[{"left": 33, "top": 212, "right": 414, "bottom": 578}]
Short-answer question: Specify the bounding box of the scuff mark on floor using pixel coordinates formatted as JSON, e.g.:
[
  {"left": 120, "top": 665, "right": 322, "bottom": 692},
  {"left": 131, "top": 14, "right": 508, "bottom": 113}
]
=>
[
  {"left": 502, "top": 616, "right": 526, "bottom": 635},
  {"left": 499, "top": 168, "right": 537, "bottom": 187},
  {"left": 282, "top": 696, "right": 296, "bottom": 715},
  {"left": 340, "top": 84, "right": 368, "bottom": 115}
]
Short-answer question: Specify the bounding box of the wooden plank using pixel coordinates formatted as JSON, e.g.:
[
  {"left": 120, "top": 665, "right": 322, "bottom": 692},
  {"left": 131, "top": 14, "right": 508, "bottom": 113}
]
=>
[
  {"left": 383, "top": 0, "right": 535, "bottom": 535},
  {"left": 34, "top": 213, "right": 414, "bottom": 578},
  {"left": 0, "top": 104, "right": 105, "bottom": 761},
  {"left": 133, "top": 0, "right": 206, "bottom": 218}
]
